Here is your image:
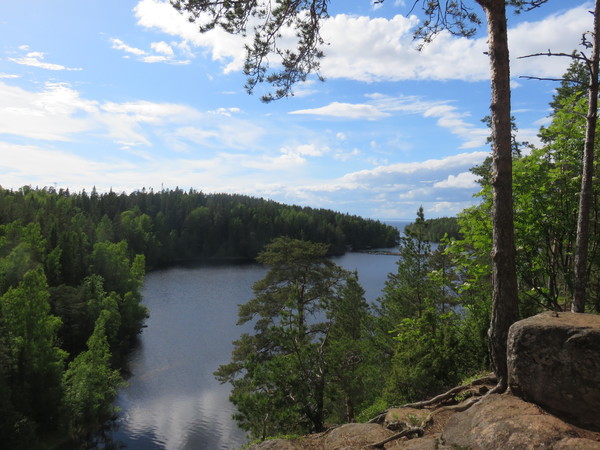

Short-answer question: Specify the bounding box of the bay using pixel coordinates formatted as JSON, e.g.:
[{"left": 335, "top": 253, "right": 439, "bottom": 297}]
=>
[{"left": 106, "top": 249, "right": 402, "bottom": 450}]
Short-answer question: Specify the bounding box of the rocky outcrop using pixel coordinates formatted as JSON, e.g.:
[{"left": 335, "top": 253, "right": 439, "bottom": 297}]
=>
[
  {"left": 247, "top": 392, "right": 600, "bottom": 449},
  {"left": 247, "top": 312, "right": 600, "bottom": 449},
  {"left": 441, "top": 393, "right": 600, "bottom": 449},
  {"left": 507, "top": 311, "right": 600, "bottom": 430}
]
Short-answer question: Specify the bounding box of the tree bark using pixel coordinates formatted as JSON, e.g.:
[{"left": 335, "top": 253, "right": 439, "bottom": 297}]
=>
[
  {"left": 572, "top": 0, "right": 600, "bottom": 313},
  {"left": 477, "top": 0, "right": 520, "bottom": 390}
]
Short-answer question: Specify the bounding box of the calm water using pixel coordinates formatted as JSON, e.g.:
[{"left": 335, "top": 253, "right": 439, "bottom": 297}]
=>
[{"left": 107, "top": 251, "right": 402, "bottom": 450}]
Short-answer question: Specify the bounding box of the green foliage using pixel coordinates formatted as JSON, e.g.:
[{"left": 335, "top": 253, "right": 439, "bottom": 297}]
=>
[
  {"left": 172, "top": 0, "right": 329, "bottom": 102},
  {"left": 355, "top": 397, "right": 388, "bottom": 424},
  {"left": 404, "top": 216, "right": 461, "bottom": 242},
  {"left": 217, "top": 237, "right": 343, "bottom": 437},
  {"left": 217, "top": 237, "right": 380, "bottom": 440},
  {"left": 0, "top": 185, "right": 392, "bottom": 445},
  {"left": 376, "top": 207, "right": 493, "bottom": 406},
  {"left": 62, "top": 310, "right": 123, "bottom": 438},
  {"left": 326, "top": 273, "right": 379, "bottom": 423},
  {"left": 384, "top": 308, "right": 462, "bottom": 403},
  {"left": 379, "top": 207, "right": 435, "bottom": 336},
  {"left": 0, "top": 222, "right": 46, "bottom": 294},
  {"left": 0, "top": 269, "right": 67, "bottom": 432}
]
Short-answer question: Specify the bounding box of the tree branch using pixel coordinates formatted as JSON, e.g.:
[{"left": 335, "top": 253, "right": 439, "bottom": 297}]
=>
[
  {"left": 518, "top": 51, "right": 588, "bottom": 62},
  {"left": 518, "top": 76, "right": 585, "bottom": 84}
]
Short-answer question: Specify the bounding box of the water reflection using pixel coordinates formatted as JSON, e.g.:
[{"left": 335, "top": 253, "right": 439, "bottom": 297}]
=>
[{"left": 108, "top": 252, "right": 401, "bottom": 449}]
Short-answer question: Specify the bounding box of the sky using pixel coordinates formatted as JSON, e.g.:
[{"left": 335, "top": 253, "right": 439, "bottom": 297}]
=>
[{"left": 0, "top": 1, "right": 593, "bottom": 220}]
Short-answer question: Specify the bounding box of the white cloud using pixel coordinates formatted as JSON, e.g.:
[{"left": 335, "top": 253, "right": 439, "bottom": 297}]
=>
[
  {"left": 111, "top": 38, "right": 146, "bottom": 56},
  {"left": 290, "top": 102, "right": 390, "bottom": 120},
  {"left": 111, "top": 37, "right": 190, "bottom": 64},
  {"left": 291, "top": 94, "right": 488, "bottom": 148},
  {"left": 130, "top": 1, "right": 589, "bottom": 86},
  {"left": 0, "top": 80, "right": 212, "bottom": 148},
  {"left": 281, "top": 151, "right": 487, "bottom": 218},
  {"left": 151, "top": 41, "right": 175, "bottom": 56},
  {"left": 319, "top": 5, "right": 589, "bottom": 83},
  {"left": 341, "top": 151, "right": 488, "bottom": 187},
  {"left": 433, "top": 172, "right": 478, "bottom": 189},
  {"left": 209, "top": 107, "right": 241, "bottom": 117},
  {"left": 141, "top": 55, "right": 170, "bottom": 63},
  {"left": 422, "top": 104, "right": 488, "bottom": 149},
  {"left": 510, "top": 4, "right": 593, "bottom": 79},
  {"left": 134, "top": 0, "right": 247, "bottom": 72},
  {"left": 0, "top": 73, "right": 19, "bottom": 79},
  {"left": 101, "top": 101, "right": 199, "bottom": 123},
  {"left": 0, "top": 81, "right": 95, "bottom": 141},
  {"left": 280, "top": 143, "right": 328, "bottom": 158},
  {"left": 319, "top": 13, "right": 487, "bottom": 82},
  {"left": 333, "top": 147, "right": 360, "bottom": 162},
  {"left": 0, "top": 142, "right": 125, "bottom": 187},
  {"left": 8, "top": 50, "right": 82, "bottom": 71},
  {"left": 169, "top": 116, "right": 265, "bottom": 151}
]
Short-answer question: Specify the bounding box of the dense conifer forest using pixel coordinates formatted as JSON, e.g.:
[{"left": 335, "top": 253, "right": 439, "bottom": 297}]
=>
[{"left": 0, "top": 187, "right": 397, "bottom": 447}]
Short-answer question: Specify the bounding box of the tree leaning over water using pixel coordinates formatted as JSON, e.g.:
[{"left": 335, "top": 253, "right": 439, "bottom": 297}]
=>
[{"left": 172, "top": 0, "right": 547, "bottom": 391}]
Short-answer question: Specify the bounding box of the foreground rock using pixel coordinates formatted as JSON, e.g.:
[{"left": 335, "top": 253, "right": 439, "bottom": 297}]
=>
[
  {"left": 248, "top": 423, "right": 395, "bottom": 449},
  {"left": 248, "top": 393, "right": 600, "bottom": 449},
  {"left": 248, "top": 312, "right": 600, "bottom": 449},
  {"left": 507, "top": 311, "right": 600, "bottom": 430},
  {"left": 441, "top": 394, "right": 600, "bottom": 449}
]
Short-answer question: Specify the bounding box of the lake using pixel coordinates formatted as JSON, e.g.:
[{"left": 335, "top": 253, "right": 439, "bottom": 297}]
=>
[{"left": 106, "top": 248, "right": 403, "bottom": 449}]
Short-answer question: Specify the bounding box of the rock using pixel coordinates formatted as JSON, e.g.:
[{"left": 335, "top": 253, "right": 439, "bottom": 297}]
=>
[
  {"left": 386, "top": 434, "right": 447, "bottom": 449},
  {"left": 507, "top": 311, "right": 600, "bottom": 430},
  {"left": 318, "top": 423, "right": 394, "bottom": 449},
  {"left": 249, "top": 392, "right": 600, "bottom": 449},
  {"left": 384, "top": 407, "right": 429, "bottom": 430},
  {"left": 247, "top": 423, "right": 395, "bottom": 449},
  {"left": 247, "top": 438, "right": 304, "bottom": 449},
  {"left": 552, "top": 437, "right": 600, "bottom": 449},
  {"left": 441, "top": 393, "right": 596, "bottom": 449}
]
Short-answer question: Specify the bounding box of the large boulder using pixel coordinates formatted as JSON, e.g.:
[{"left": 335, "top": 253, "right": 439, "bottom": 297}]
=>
[{"left": 507, "top": 311, "right": 600, "bottom": 430}]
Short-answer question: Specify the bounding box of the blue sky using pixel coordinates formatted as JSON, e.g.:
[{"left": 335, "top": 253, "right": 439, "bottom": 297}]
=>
[{"left": 0, "top": 1, "right": 592, "bottom": 219}]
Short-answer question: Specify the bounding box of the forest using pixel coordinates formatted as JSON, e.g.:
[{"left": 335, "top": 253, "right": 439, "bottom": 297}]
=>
[
  {"left": 2, "top": 1, "right": 600, "bottom": 444},
  {"left": 214, "top": 59, "right": 600, "bottom": 441},
  {"left": 0, "top": 188, "right": 397, "bottom": 447}
]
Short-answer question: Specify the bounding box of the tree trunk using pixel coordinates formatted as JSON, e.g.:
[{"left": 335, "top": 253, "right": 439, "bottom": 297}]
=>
[
  {"left": 478, "top": 0, "right": 520, "bottom": 390},
  {"left": 572, "top": 0, "right": 600, "bottom": 313}
]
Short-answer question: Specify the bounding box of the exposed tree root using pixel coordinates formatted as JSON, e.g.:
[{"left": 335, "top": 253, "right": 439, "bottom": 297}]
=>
[
  {"left": 420, "top": 395, "right": 483, "bottom": 429},
  {"left": 366, "top": 427, "right": 424, "bottom": 448},
  {"left": 367, "top": 374, "right": 497, "bottom": 424}
]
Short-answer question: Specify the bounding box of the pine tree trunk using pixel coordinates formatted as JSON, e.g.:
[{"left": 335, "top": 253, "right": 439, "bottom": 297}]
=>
[
  {"left": 572, "top": 0, "right": 600, "bottom": 313},
  {"left": 478, "top": 0, "right": 519, "bottom": 390}
]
